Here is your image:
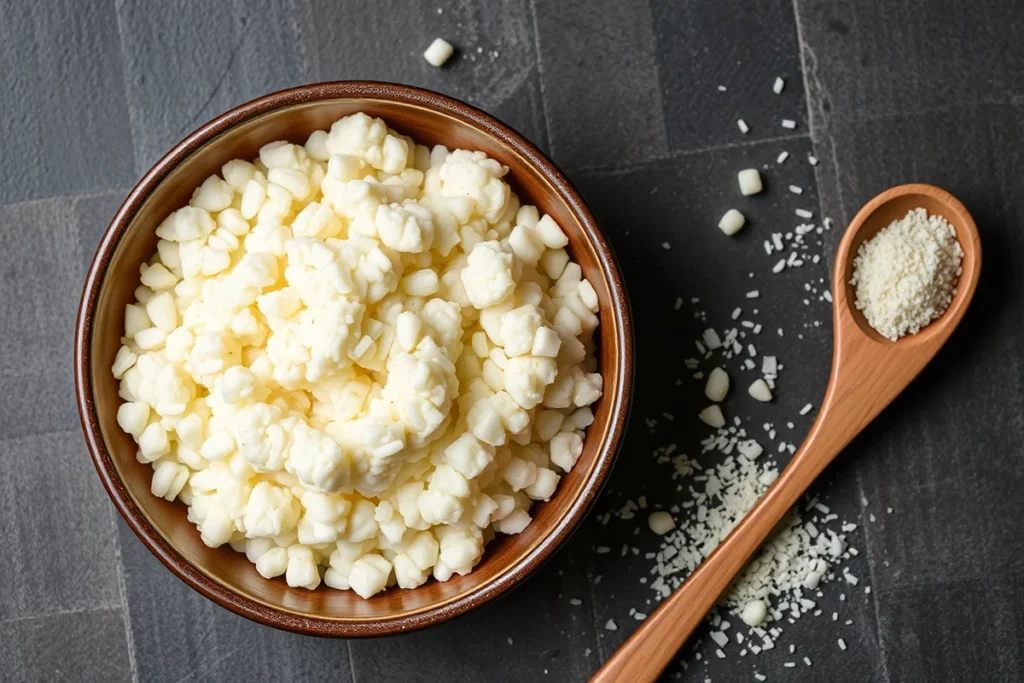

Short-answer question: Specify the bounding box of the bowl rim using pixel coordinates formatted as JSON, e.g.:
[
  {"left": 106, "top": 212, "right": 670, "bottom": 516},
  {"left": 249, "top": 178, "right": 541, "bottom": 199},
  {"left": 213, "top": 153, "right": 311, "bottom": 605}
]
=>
[{"left": 74, "top": 80, "right": 633, "bottom": 637}]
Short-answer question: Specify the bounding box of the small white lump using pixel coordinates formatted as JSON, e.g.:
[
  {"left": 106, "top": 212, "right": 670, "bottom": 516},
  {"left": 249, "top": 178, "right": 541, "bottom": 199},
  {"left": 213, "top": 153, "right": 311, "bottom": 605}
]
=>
[
  {"left": 738, "top": 169, "right": 763, "bottom": 196},
  {"left": 704, "top": 367, "right": 730, "bottom": 402},
  {"left": 741, "top": 599, "right": 768, "bottom": 627},
  {"left": 718, "top": 209, "right": 746, "bottom": 236},
  {"left": 424, "top": 38, "right": 455, "bottom": 67},
  {"left": 648, "top": 511, "right": 676, "bottom": 535},
  {"left": 112, "top": 113, "right": 603, "bottom": 599},
  {"left": 699, "top": 405, "right": 726, "bottom": 428},
  {"left": 748, "top": 379, "right": 773, "bottom": 402}
]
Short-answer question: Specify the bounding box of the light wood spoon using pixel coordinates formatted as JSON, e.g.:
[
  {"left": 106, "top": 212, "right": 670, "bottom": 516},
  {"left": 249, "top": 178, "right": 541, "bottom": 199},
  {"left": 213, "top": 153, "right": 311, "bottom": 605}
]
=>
[{"left": 591, "top": 183, "right": 981, "bottom": 683}]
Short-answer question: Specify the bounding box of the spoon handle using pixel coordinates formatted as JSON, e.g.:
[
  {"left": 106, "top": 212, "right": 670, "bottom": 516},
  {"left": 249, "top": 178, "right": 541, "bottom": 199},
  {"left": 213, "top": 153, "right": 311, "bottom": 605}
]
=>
[
  {"left": 591, "top": 183, "right": 981, "bottom": 683},
  {"left": 590, "top": 374, "right": 873, "bottom": 683}
]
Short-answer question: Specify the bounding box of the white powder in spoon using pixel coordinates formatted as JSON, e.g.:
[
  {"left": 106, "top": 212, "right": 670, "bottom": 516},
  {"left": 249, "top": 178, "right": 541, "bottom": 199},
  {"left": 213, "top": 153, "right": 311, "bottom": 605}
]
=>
[{"left": 850, "top": 208, "right": 963, "bottom": 340}]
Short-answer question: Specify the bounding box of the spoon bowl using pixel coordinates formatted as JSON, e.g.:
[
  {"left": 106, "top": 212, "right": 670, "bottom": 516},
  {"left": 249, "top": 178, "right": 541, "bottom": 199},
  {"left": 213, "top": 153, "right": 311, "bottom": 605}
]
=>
[
  {"left": 591, "top": 183, "right": 981, "bottom": 683},
  {"left": 837, "top": 183, "right": 981, "bottom": 346}
]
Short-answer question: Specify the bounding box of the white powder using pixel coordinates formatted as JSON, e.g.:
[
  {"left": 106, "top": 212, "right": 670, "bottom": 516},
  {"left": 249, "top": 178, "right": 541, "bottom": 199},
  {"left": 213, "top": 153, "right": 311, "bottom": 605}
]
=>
[
  {"left": 724, "top": 507, "right": 851, "bottom": 618},
  {"left": 647, "top": 451, "right": 775, "bottom": 602},
  {"left": 850, "top": 208, "right": 963, "bottom": 340},
  {"left": 610, "top": 186, "right": 867, "bottom": 673},
  {"left": 646, "top": 443, "right": 856, "bottom": 629},
  {"left": 628, "top": 223, "right": 868, "bottom": 668}
]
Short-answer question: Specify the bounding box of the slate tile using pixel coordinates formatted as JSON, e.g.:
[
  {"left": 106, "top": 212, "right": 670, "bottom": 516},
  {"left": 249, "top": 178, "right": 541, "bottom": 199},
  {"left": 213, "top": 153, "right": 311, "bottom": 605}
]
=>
[
  {"left": 796, "top": 0, "right": 1024, "bottom": 127},
  {"left": 813, "top": 103, "right": 1024, "bottom": 592},
  {"left": 0, "top": 608, "right": 131, "bottom": 682},
  {"left": 297, "top": 0, "right": 548, "bottom": 150},
  {"left": 117, "top": 0, "right": 308, "bottom": 171},
  {"left": 76, "top": 190, "right": 131, "bottom": 272},
  {"left": 651, "top": 0, "right": 808, "bottom": 153},
  {"left": 116, "top": 520, "right": 356, "bottom": 683},
  {"left": 487, "top": 65, "right": 549, "bottom": 156},
  {"left": 0, "top": 0, "right": 135, "bottom": 204},
  {"left": 569, "top": 136, "right": 832, "bottom": 446},
  {"left": 349, "top": 547, "right": 599, "bottom": 682},
  {"left": 565, "top": 139, "right": 882, "bottom": 679},
  {"left": 877, "top": 576, "right": 1024, "bottom": 681},
  {"left": 0, "top": 198, "right": 82, "bottom": 440},
  {"left": 532, "top": 0, "right": 669, "bottom": 170},
  {"left": 0, "top": 431, "right": 120, "bottom": 621}
]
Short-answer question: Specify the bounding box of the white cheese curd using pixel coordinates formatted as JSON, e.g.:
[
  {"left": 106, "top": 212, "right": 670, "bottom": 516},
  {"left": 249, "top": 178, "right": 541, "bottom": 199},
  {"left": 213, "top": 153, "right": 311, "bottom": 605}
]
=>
[
  {"left": 423, "top": 38, "right": 455, "bottom": 68},
  {"left": 718, "top": 209, "right": 746, "bottom": 236},
  {"left": 737, "top": 169, "right": 762, "bottom": 196},
  {"left": 113, "top": 114, "right": 603, "bottom": 598}
]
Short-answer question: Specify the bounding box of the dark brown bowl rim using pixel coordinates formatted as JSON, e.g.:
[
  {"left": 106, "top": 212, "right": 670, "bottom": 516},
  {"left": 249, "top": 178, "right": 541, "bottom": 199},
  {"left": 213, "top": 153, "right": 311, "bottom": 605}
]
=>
[{"left": 74, "top": 81, "right": 634, "bottom": 637}]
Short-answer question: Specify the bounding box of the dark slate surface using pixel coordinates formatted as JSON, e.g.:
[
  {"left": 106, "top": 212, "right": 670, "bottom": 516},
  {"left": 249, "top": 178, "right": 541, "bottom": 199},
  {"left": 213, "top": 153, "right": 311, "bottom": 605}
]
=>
[
  {"left": 0, "top": 0, "right": 135, "bottom": 205},
  {"left": 117, "top": 0, "right": 308, "bottom": 171},
  {"left": 2, "top": 0, "right": 1022, "bottom": 681},
  {"left": 0, "top": 609, "right": 132, "bottom": 682},
  {"left": 652, "top": 0, "right": 808, "bottom": 153},
  {"left": 298, "top": 0, "right": 550, "bottom": 150},
  {"left": 0, "top": 432, "right": 121, "bottom": 621},
  {"left": 533, "top": 0, "right": 669, "bottom": 169},
  {"left": 0, "top": 199, "right": 84, "bottom": 441}
]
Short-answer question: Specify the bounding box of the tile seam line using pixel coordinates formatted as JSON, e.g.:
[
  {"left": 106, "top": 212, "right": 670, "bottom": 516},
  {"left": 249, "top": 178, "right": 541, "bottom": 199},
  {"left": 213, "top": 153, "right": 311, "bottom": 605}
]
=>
[
  {"left": 112, "top": 0, "right": 142, "bottom": 180},
  {"left": 791, "top": 0, "right": 821, "bottom": 141},
  {"left": 288, "top": 0, "right": 315, "bottom": 85},
  {"left": 564, "top": 132, "right": 810, "bottom": 177},
  {"left": 109, "top": 504, "right": 140, "bottom": 683},
  {"left": 586, "top": 564, "right": 608, "bottom": 663},
  {"left": 0, "top": 429, "right": 83, "bottom": 447},
  {"left": 346, "top": 639, "right": 358, "bottom": 683},
  {"left": 868, "top": 567, "right": 1024, "bottom": 597},
  {"left": 855, "top": 468, "right": 893, "bottom": 683},
  {"left": 169, "top": 645, "right": 243, "bottom": 683},
  {"left": 527, "top": 0, "right": 555, "bottom": 156},
  {"left": 642, "top": 0, "right": 673, "bottom": 172},
  {"left": 0, "top": 604, "right": 123, "bottom": 627},
  {"left": 0, "top": 187, "right": 132, "bottom": 213},
  {"left": 815, "top": 95, "right": 1024, "bottom": 130},
  {"left": 790, "top": 0, "right": 831, "bottom": 227}
]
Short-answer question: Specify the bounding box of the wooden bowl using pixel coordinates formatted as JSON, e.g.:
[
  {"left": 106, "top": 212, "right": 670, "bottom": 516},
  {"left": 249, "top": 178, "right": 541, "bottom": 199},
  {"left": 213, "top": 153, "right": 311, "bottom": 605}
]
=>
[{"left": 74, "top": 82, "right": 634, "bottom": 637}]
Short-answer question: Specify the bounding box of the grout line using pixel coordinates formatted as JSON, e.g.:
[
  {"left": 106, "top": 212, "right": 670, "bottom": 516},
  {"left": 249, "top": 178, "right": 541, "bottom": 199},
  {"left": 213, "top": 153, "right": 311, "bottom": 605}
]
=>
[
  {"left": 170, "top": 646, "right": 241, "bottom": 683},
  {"left": 585, "top": 568, "right": 608, "bottom": 663},
  {"left": 112, "top": 0, "right": 143, "bottom": 179},
  {"left": 0, "top": 188, "right": 128, "bottom": 214},
  {"left": 289, "top": 0, "right": 317, "bottom": 84},
  {"left": 854, "top": 469, "right": 893, "bottom": 683},
  {"left": 790, "top": 0, "right": 817, "bottom": 140},
  {"left": 639, "top": 0, "right": 671, "bottom": 163},
  {"left": 668, "top": 132, "right": 809, "bottom": 162},
  {"left": 566, "top": 132, "right": 810, "bottom": 177},
  {"left": 0, "top": 605, "right": 119, "bottom": 627},
  {"left": 790, "top": 0, "right": 833, "bottom": 232},
  {"left": 827, "top": 132, "right": 847, "bottom": 224},
  {"left": 474, "top": 62, "right": 539, "bottom": 114},
  {"left": 108, "top": 503, "right": 141, "bottom": 683},
  {"left": 527, "top": 0, "right": 555, "bottom": 155},
  {"left": 0, "top": 430, "right": 82, "bottom": 450},
  {"left": 346, "top": 640, "right": 358, "bottom": 683}
]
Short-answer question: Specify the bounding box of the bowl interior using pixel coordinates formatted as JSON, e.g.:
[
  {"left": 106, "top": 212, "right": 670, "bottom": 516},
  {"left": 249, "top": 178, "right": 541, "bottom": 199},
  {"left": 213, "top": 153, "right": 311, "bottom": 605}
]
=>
[{"left": 82, "top": 90, "right": 630, "bottom": 634}]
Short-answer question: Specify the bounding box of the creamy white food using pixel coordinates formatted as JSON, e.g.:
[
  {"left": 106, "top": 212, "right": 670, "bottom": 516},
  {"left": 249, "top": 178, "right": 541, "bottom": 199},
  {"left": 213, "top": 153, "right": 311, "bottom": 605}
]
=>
[{"left": 112, "top": 113, "right": 602, "bottom": 598}]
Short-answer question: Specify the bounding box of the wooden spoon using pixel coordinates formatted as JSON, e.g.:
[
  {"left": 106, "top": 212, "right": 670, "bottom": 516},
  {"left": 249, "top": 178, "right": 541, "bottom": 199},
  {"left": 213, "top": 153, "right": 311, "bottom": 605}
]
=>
[{"left": 591, "top": 183, "right": 981, "bottom": 683}]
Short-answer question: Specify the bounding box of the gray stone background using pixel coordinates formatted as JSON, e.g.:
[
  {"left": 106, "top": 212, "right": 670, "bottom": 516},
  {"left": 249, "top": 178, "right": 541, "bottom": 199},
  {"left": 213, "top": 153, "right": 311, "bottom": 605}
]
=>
[{"left": 1, "top": 0, "right": 1022, "bottom": 681}]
